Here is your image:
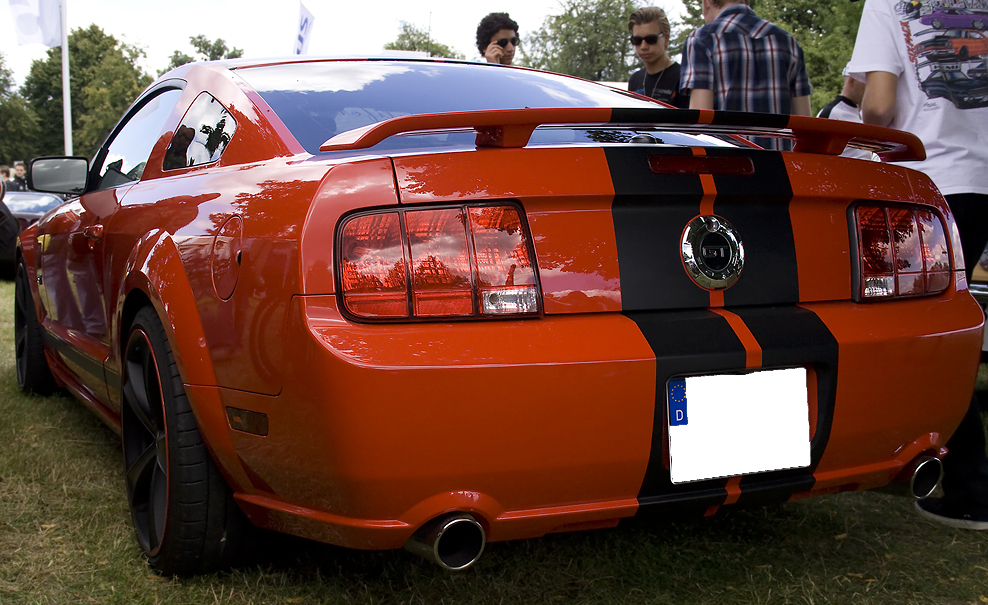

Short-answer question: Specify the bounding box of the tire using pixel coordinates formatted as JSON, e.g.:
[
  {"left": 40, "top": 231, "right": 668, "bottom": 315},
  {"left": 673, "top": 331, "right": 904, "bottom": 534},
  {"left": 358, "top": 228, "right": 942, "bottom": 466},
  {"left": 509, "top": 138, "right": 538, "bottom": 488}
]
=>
[
  {"left": 122, "top": 306, "right": 254, "bottom": 575},
  {"left": 932, "top": 19, "right": 943, "bottom": 29},
  {"left": 959, "top": 46, "right": 970, "bottom": 61},
  {"left": 14, "top": 261, "right": 57, "bottom": 395},
  {"left": 974, "top": 19, "right": 985, "bottom": 30}
]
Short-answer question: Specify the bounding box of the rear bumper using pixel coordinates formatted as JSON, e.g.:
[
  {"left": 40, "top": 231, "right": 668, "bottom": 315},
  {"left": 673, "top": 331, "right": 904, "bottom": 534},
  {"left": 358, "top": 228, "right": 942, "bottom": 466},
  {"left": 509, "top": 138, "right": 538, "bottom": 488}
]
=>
[{"left": 195, "top": 292, "right": 983, "bottom": 550}]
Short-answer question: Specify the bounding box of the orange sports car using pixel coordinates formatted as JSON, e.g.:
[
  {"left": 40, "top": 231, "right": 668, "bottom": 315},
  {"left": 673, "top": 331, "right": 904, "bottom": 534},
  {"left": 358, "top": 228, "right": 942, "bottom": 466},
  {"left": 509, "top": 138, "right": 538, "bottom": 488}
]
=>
[{"left": 15, "top": 57, "right": 983, "bottom": 574}]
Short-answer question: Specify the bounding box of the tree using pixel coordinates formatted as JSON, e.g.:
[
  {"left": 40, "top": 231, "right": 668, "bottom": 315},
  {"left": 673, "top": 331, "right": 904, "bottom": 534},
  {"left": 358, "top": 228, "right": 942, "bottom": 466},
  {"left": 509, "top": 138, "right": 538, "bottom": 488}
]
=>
[
  {"left": 20, "top": 25, "right": 153, "bottom": 159},
  {"left": 754, "top": 0, "right": 865, "bottom": 113},
  {"left": 384, "top": 22, "right": 465, "bottom": 59},
  {"left": 0, "top": 53, "right": 40, "bottom": 165},
  {"left": 519, "top": 0, "right": 642, "bottom": 82},
  {"left": 674, "top": 0, "right": 864, "bottom": 114},
  {"left": 162, "top": 35, "right": 244, "bottom": 74}
]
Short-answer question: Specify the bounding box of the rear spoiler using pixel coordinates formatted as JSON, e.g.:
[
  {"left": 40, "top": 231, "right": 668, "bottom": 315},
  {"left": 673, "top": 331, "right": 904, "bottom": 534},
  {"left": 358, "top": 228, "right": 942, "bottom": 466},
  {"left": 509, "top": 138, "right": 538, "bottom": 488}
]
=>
[{"left": 319, "top": 107, "right": 924, "bottom": 162}]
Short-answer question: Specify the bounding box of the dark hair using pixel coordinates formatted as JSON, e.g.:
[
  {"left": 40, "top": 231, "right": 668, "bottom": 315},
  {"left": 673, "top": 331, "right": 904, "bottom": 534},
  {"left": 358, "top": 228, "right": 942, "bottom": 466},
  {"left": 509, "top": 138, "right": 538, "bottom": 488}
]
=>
[
  {"left": 476, "top": 12, "right": 519, "bottom": 55},
  {"left": 628, "top": 7, "right": 670, "bottom": 37}
]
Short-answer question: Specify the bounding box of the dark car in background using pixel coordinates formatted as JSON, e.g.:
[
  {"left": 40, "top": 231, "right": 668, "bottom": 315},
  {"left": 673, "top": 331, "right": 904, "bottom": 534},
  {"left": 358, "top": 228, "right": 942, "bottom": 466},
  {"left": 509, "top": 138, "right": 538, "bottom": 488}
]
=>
[{"left": 0, "top": 189, "right": 64, "bottom": 278}]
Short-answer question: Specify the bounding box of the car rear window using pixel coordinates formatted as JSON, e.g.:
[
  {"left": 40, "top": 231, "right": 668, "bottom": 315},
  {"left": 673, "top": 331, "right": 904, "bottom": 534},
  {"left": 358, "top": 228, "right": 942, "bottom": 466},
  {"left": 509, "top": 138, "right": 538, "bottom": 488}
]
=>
[{"left": 235, "top": 60, "right": 729, "bottom": 154}]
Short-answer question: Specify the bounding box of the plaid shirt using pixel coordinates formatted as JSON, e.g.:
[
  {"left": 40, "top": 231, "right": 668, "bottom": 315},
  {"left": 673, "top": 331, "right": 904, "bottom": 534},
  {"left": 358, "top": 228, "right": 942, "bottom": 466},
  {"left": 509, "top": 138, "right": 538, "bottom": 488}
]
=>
[{"left": 680, "top": 4, "right": 812, "bottom": 115}]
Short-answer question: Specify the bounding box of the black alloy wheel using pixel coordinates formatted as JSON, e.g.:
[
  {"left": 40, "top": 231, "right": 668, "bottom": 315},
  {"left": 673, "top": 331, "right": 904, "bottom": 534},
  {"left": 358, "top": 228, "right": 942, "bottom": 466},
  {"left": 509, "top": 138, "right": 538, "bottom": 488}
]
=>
[
  {"left": 14, "top": 261, "right": 56, "bottom": 395},
  {"left": 122, "top": 321, "right": 169, "bottom": 557},
  {"left": 122, "top": 306, "right": 253, "bottom": 575}
]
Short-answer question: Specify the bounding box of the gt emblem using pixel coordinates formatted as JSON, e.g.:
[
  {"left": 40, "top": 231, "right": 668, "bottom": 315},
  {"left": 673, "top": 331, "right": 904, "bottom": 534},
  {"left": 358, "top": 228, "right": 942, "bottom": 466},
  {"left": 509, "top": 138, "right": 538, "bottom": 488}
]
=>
[{"left": 681, "top": 215, "right": 744, "bottom": 289}]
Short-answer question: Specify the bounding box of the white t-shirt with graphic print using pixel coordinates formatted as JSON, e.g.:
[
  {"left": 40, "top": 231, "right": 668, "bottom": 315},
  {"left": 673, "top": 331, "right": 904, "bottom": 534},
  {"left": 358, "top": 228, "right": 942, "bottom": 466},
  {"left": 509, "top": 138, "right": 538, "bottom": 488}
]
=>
[{"left": 847, "top": 0, "right": 988, "bottom": 195}]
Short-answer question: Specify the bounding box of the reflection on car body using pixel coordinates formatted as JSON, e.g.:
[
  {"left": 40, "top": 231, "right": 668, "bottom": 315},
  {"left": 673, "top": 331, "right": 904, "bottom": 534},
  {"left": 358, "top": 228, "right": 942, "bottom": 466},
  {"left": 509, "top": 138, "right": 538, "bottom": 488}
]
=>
[{"left": 14, "top": 57, "right": 984, "bottom": 574}]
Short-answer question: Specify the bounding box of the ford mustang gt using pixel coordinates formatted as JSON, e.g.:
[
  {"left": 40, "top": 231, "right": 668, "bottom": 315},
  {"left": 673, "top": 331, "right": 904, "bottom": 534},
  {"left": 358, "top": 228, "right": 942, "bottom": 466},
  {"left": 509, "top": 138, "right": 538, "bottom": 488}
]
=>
[{"left": 15, "top": 57, "right": 983, "bottom": 574}]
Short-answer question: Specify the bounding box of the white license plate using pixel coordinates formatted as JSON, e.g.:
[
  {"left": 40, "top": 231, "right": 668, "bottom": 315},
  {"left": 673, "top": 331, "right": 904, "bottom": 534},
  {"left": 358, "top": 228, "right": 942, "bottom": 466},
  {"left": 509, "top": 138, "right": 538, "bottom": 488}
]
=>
[{"left": 667, "top": 367, "right": 810, "bottom": 484}]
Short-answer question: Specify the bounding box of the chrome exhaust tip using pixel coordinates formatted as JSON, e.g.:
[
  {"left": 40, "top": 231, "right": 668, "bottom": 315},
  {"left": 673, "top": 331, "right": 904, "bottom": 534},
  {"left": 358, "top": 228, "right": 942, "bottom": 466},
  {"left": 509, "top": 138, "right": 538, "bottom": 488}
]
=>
[
  {"left": 877, "top": 455, "right": 943, "bottom": 499},
  {"left": 907, "top": 456, "right": 943, "bottom": 500},
  {"left": 403, "top": 513, "right": 486, "bottom": 571}
]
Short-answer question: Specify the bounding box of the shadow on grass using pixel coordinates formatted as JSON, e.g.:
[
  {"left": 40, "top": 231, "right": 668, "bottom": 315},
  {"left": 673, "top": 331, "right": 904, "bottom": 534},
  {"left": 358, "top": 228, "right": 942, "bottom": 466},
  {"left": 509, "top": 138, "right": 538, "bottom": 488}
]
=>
[
  {"left": 6, "top": 380, "right": 988, "bottom": 604},
  {"left": 214, "top": 489, "right": 988, "bottom": 604}
]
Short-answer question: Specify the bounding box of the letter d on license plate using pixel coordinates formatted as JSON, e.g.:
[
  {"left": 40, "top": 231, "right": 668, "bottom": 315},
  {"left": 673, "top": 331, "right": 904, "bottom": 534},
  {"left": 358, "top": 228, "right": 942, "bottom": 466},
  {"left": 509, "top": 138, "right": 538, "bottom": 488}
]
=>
[{"left": 666, "top": 368, "right": 810, "bottom": 484}]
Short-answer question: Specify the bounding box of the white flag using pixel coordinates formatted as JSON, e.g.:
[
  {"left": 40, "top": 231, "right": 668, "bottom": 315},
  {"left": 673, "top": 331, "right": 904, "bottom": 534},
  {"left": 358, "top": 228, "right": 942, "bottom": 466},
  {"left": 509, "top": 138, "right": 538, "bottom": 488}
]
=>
[
  {"left": 8, "top": 0, "right": 62, "bottom": 47},
  {"left": 294, "top": 3, "right": 314, "bottom": 55}
]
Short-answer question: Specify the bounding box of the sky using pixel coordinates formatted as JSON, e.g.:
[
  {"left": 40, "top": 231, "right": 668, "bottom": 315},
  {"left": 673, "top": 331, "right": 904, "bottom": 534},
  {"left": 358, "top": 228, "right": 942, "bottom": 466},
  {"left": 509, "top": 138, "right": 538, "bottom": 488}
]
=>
[{"left": 1, "top": 0, "right": 686, "bottom": 88}]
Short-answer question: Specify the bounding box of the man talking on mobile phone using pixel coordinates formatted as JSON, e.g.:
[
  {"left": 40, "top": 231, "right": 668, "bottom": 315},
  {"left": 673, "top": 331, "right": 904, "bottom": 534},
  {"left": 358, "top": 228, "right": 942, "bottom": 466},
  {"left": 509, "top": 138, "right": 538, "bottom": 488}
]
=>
[{"left": 477, "top": 12, "right": 519, "bottom": 65}]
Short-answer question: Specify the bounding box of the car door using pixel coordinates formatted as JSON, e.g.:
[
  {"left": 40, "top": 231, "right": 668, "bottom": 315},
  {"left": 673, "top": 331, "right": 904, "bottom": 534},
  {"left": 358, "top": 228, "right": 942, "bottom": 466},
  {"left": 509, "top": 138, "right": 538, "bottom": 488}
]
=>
[{"left": 37, "top": 86, "right": 185, "bottom": 408}]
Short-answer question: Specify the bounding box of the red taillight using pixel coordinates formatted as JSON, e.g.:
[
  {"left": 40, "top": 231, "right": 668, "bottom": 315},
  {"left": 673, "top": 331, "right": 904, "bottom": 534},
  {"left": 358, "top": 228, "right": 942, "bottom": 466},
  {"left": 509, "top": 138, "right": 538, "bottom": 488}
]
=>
[
  {"left": 855, "top": 203, "right": 951, "bottom": 300},
  {"left": 339, "top": 212, "right": 409, "bottom": 318},
  {"left": 338, "top": 204, "right": 540, "bottom": 320},
  {"left": 468, "top": 206, "right": 538, "bottom": 315},
  {"left": 406, "top": 208, "right": 474, "bottom": 317}
]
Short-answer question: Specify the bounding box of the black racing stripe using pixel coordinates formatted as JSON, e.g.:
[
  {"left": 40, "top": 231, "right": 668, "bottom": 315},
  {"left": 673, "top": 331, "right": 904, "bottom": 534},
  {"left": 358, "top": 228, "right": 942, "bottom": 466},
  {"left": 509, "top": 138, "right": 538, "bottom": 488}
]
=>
[
  {"left": 709, "top": 110, "right": 790, "bottom": 129},
  {"left": 105, "top": 367, "right": 121, "bottom": 394},
  {"left": 607, "top": 108, "right": 790, "bottom": 130},
  {"left": 609, "top": 108, "right": 704, "bottom": 126},
  {"left": 706, "top": 149, "right": 800, "bottom": 306},
  {"left": 42, "top": 329, "right": 104, "bottom": 384},
  {"left": 625, "top": 309, "right": 746, "bottom": 509},
  {"left": 606, "top": 147, "right": 708, "bottom": 311},
  {"left": 729, "top": 306, "right": 839, "bottom": 505}
]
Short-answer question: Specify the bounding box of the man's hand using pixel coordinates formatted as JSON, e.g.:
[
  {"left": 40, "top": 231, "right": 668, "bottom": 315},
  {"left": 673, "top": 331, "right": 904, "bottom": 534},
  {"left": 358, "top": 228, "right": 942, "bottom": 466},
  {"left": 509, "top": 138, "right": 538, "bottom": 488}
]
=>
[{"left": 485, "top": 42, "right": 505, "bottom": 64}]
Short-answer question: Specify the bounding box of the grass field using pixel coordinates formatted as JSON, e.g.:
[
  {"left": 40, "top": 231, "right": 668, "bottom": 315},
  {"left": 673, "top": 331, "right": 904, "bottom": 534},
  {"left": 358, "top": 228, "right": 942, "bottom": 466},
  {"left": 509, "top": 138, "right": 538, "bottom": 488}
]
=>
[{"left": 3, "top": 279, "right": 988, "bottom": 604}]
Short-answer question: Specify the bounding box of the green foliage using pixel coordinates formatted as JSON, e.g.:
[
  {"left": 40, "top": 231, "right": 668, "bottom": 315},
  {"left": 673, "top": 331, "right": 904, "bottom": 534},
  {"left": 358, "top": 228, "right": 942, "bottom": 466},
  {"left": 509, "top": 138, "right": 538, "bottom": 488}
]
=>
[
  {"left": 0, "top": 53, "right": 40, "bottom": 165},
  {"left": 519, "top": 0, "right": 642, "bottom": 82},
  {"left": 673, "top": 0, "right": 706, "bottom": 56},
  {"left": 756, "top": 1, "right": 865, "bottom": 114},
  {"left": 384, "top": 22, "right": 465, "bottom": 59},
  {"left": 19, "top": 25, "right": 152, "bottom": 160},
  {"left": 162, "top": 35, "right": 245, "bottom": 74},
  {"left": 673, "top": 0, "right": 864, "bottom": 114}
]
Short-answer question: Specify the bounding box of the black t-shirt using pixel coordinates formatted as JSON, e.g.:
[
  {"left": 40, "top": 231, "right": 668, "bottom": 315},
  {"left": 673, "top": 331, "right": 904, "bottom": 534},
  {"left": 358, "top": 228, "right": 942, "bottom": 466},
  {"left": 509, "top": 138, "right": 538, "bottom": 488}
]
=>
[
  {"left": 628, "top": 64, "right": 689, "bottom": 108},
  {"left": 6, "top": 176, "right": 26, "bottom": 192}
]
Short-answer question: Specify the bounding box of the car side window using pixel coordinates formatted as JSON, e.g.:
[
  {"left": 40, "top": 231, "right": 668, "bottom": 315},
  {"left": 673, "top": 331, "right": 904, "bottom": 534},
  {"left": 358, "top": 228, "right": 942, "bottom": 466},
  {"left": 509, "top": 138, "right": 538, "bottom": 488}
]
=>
[
  {"left": 95, "top": 88, "right": 184, "bottom": 191},
  {"left": 162, "top": 93, "right": 238, "bottom": 171}
]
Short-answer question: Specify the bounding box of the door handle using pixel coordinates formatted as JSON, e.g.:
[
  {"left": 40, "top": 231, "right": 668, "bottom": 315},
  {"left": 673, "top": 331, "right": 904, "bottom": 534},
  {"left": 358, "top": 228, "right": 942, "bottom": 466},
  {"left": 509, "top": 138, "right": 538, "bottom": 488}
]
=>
[{"left": 83, "top": 224, "right": 104, "bottom": 242}]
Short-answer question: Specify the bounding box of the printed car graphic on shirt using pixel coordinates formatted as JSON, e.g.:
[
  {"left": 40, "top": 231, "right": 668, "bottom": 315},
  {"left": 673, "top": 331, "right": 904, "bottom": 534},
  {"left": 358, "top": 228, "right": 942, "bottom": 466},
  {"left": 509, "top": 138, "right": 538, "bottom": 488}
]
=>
[
  {"left": 916, "top": 30, "right": 988, "bottom": 61},
  {"left": 900, "top": 0, "right": 988, "bottom": 108},
  {"left": 921, "top": 67, "right": 988, "bottom": 107},
  {"left": 920, "top": 8, "right": 987, "bottom": 30}
]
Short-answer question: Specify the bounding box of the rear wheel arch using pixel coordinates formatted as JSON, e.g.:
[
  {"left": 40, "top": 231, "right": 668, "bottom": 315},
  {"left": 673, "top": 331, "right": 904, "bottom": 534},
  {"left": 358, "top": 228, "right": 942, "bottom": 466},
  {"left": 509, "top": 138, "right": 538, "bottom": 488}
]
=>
[{"left": 120, "top": 231, "right": 256, "bottom": 495}]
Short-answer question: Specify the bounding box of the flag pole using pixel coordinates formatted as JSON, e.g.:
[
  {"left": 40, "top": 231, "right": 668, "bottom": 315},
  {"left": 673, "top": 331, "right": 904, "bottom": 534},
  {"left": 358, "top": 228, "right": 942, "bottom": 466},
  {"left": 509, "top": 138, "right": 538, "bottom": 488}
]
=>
[{"left": 60, "top": 0, "right": 72, "bottom": 155}]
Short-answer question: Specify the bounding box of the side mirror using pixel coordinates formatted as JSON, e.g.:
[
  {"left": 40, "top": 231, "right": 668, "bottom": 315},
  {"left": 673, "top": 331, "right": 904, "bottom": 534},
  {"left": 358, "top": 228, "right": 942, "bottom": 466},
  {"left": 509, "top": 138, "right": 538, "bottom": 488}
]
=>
[{"left": 29, "top": 157, "right": 89, "bottom": 196}]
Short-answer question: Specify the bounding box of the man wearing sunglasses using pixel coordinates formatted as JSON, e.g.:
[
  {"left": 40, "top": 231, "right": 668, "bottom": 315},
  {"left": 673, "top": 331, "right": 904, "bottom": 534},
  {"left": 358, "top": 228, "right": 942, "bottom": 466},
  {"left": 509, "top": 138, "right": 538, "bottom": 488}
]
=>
[
  {"left": 681, "top": 0, "right": 811, "bottom": 148},
  {"left": 627, "top": 7, "right": 689, "bottom": 108},
  {"left": 477, "top": 12, "right": 519, "bottom": 65}
]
